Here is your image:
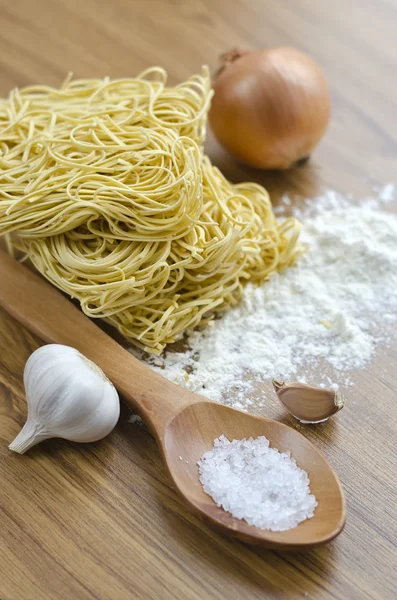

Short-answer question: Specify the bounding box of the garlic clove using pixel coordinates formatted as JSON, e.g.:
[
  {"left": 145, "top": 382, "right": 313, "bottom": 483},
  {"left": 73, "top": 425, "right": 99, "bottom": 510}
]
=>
[
  {"left": 9, "top": 344, "right": 120, "bottom": 454},
  {"left": 272, "top": 379, "right": 345, "bottom": 424}
]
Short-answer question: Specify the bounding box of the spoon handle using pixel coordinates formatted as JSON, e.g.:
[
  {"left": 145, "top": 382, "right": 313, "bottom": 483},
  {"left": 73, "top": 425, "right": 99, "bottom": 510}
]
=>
[{"left": 0, "top": 250, "right": 198, "bottom": 437}]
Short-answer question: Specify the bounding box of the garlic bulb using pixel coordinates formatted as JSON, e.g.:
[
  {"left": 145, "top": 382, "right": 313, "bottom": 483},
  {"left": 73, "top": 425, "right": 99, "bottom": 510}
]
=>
[{"left": 9, "top": 344, "right": 120, "bottom": 454}]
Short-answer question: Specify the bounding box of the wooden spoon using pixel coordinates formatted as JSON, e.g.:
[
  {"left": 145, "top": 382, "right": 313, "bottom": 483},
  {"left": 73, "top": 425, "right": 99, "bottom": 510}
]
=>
[{"left": 0, "top": 250, "right": 346, "bottom": 550}]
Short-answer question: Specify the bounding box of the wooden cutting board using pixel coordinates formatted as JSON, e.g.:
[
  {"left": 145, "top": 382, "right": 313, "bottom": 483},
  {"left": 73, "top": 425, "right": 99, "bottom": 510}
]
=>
[{"left": 0, "top": 1, "right": 396, "bottom": 599}]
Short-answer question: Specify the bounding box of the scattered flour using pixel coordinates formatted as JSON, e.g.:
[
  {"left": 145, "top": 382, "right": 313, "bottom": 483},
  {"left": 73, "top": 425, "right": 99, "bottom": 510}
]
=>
[
  {"left": 128, "top": 414, "right": 144, "bottom": 426},
  {"left": 198, "top": 435, "right": 317, "bottom": 531},
  {"left": 138, "top": 187, "right": 397, "bottom": 409}
]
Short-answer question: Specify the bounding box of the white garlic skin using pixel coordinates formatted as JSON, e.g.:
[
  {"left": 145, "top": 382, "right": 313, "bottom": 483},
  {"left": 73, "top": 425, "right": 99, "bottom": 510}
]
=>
[{"left": 9, "top": 344, "right": 120, "bottom": 454}]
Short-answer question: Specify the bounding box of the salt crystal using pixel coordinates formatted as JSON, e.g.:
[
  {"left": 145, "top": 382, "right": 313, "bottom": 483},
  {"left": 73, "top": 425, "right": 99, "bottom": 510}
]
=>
[
  {"left": 377, "top": 183, "right": 395, "bottom": 204},
  {"left": 198, "top": 436, "right": 317, "bottom": 531}
]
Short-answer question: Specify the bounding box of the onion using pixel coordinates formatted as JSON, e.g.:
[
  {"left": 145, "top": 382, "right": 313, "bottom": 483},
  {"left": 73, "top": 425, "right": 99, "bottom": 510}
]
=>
[{"left": 209, "top": 47, "right": 331, "bottom": 170}]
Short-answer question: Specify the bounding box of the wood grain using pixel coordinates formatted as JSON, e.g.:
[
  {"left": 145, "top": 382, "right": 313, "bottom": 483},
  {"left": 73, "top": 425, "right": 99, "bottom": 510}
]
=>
[
  {"left": 0, "top": 0, "right": 396, "bottom": 598},
  {"left": 0, "top": 250, "right": 346, "bottom": 550}
]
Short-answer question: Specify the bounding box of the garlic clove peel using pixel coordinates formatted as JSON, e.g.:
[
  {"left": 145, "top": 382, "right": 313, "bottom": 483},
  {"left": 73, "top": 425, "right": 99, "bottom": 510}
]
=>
[
  {"left": 272, "top": 379, "right": 345, "bottom": 424},
  {"left": 9, "top": 344, "right": 120, "bottom": 454}
]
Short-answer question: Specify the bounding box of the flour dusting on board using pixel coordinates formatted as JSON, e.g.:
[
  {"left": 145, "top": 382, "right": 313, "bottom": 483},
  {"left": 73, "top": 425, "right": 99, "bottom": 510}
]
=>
[{"left": 135, "top": 186, "right": 397, "bottom": 410}]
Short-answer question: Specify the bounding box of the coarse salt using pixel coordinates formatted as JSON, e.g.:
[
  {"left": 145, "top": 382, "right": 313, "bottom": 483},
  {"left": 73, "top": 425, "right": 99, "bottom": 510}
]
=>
[{"left": 198, "top": 435, "right": 317, "bottom": 531}]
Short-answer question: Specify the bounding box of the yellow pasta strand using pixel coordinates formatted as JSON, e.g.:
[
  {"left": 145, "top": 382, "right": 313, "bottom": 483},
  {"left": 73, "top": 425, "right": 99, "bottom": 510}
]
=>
[{"left": 0, "top": 67, "right": 301, "bottom": 353}]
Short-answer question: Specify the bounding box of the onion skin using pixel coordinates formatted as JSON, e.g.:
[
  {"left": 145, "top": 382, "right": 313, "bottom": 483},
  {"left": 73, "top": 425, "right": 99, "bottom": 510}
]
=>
[{"left": 209, "top": 47, "right": 331, "bottom": 170}]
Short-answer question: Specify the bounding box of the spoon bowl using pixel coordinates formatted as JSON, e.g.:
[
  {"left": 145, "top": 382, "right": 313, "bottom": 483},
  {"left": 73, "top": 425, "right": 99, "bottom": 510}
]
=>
[
  {"left": 164, "top": 401, "right": 345, "bottom": 549},
  {"left": 0, "top": 249, "right": 346, "bottom": 550}
]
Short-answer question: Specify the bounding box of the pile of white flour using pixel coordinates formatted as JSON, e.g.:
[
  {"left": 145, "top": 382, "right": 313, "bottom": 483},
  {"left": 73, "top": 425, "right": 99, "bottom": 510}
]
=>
[{"left": 141, "top": 185, "right": 397, "bottom": 409}]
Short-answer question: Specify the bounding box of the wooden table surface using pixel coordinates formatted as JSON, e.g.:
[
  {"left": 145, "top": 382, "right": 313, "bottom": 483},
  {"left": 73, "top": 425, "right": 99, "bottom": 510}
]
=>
[{"left": 1, "top": 1, "right": 397, "bottom": 599}]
